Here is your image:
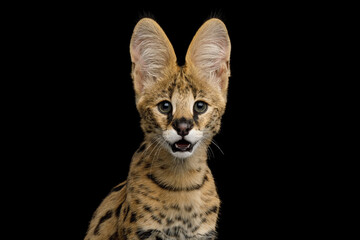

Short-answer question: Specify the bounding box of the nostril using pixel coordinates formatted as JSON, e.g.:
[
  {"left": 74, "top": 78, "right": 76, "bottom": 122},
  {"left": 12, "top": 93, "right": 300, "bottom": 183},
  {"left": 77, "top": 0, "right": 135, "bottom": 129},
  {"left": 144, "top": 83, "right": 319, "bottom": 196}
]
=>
[{"left": 172, "top": 118, "right": 194, "bottom": 137}]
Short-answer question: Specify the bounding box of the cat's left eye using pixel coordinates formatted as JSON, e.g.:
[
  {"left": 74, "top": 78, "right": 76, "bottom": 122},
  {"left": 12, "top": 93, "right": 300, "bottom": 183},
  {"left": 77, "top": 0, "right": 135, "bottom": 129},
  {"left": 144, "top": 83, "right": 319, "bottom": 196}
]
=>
[{"left": 194, "top": 101, "right": 208, "bottom": 114}]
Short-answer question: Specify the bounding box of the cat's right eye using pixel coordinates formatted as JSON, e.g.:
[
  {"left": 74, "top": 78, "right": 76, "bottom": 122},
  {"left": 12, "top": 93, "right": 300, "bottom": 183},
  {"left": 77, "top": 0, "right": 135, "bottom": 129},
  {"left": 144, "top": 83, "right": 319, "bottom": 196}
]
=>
[{"left": 158, "top": 101, "right": 172, "bottom": 114}]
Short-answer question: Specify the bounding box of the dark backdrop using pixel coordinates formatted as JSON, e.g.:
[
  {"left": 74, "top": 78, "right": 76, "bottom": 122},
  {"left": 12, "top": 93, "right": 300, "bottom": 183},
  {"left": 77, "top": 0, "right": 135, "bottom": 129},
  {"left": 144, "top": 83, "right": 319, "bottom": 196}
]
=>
[{"left": 30, "top": 3, "right": 328, "bottom": 239}]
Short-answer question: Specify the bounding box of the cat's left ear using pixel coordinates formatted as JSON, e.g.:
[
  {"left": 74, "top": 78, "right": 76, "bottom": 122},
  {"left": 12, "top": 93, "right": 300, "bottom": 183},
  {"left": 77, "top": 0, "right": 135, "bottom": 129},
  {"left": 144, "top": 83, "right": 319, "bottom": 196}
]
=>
[{"left": 185, "top": 18, "right": 231, "bottom": 96}]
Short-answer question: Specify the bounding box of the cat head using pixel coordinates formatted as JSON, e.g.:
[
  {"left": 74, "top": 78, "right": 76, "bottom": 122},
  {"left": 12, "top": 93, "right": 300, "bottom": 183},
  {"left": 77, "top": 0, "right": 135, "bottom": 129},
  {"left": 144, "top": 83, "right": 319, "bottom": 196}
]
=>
[{"left": 130, "top": 18, "right": 231, "bottom": 159}]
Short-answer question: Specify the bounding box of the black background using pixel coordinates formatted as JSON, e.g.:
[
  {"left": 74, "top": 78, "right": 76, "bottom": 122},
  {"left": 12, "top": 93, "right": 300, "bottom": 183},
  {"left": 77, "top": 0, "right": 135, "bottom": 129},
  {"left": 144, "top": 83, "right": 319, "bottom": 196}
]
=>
[{"left": 18, "top": 2, "right": 337, "bottom": 239}]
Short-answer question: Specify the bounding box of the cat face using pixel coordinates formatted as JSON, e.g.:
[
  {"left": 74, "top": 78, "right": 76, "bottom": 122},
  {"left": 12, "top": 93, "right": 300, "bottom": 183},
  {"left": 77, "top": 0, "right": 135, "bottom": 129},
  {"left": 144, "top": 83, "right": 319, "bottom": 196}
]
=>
[
  {"left": 136, "top": 69, "right": 226, "bottom": 158},
  {"left": 130, "top": 18, "right": 231, "bottom": 158}
]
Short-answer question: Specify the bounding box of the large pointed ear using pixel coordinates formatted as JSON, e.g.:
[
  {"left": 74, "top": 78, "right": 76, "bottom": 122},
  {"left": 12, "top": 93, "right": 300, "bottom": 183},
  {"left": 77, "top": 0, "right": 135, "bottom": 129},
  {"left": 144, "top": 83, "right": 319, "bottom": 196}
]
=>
[
  {"left": 185, "top": 18, "right": 231, "bottom": 96},
  {"left": 130, "top": 18, "right": 177, "bottom": 98}
]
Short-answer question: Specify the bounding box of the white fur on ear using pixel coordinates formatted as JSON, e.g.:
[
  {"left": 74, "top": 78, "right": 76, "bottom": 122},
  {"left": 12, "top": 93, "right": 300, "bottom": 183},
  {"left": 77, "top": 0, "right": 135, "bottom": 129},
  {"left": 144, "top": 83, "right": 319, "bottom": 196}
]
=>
[
  {"left": 130, "top": 18, "right": 177, "bottom": 95},
  {"left": 185, "top": 18, "right": 231, "bottom": 91}
]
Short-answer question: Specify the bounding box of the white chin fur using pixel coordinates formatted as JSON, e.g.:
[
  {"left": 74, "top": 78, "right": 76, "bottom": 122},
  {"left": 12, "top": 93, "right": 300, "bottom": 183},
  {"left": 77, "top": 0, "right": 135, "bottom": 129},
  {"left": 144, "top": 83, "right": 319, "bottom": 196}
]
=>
[{"left": 171, "top": 151, "right": 194, "bottom": 159}]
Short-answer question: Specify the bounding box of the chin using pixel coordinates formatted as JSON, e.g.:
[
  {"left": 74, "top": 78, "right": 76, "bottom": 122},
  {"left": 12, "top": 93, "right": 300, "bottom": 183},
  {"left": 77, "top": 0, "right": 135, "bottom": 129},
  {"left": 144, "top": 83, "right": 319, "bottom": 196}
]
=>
[{"left": 171, "top": 151, "right": 194, "bottom": 159}]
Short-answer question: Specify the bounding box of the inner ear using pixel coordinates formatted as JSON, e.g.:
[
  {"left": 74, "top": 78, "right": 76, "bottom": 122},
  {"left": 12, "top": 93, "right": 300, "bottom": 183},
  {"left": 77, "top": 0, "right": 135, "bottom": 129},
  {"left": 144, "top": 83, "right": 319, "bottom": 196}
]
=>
[
  {"left": 130, "top": 18, "right": 177, "bottom": 96},
  {"left": 185, "top": 18, "right": 231, "bottom": 91}
]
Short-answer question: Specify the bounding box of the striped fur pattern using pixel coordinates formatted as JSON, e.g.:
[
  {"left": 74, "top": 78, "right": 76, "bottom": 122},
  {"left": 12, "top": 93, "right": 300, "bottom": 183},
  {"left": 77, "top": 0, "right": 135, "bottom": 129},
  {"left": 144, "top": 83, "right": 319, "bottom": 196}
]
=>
[{"left": 85, "top": 17, "right": 231, "bottom": 240}]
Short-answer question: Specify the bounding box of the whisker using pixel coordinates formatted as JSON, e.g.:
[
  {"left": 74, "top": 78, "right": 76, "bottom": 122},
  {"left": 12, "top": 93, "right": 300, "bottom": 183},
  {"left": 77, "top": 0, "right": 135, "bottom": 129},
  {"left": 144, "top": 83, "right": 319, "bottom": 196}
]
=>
[
  {"left": 198, "top": 140, "right": 212, "bottom": 160},
  {"left": 210, "top": 139, "right": 224, "bottom": 155},
  {"left": 207, "top": 145, "right": 215, "bottom": 159},
  {"left": 147, "top": 137, "right": 162, "bottom": 157},
  {"left": 140, "top": 137, "right": 158, "bottom": 157},
  {"left": 201, "top": 135, "right": 225, "bottom": 155},
  {"left": 151, "top": 137, "right": 166, "bottom": 173},
  {"left": 148, "top": 136, "right": 168, "bottom": 175}
]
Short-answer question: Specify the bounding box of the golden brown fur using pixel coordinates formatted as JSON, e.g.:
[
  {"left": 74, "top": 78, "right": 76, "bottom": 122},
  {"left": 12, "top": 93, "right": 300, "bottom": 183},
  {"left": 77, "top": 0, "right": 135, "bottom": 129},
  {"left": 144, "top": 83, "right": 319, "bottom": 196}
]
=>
[{"left": 85, "top": 17, "right": 230, "bottom": 240}]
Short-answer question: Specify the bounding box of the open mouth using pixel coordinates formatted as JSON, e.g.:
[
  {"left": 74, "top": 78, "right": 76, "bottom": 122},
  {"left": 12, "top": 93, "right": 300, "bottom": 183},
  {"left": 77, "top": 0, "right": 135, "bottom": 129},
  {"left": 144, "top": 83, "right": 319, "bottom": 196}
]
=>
[{"left": 171, "top": 139, "right": 194, "bottom": 152}]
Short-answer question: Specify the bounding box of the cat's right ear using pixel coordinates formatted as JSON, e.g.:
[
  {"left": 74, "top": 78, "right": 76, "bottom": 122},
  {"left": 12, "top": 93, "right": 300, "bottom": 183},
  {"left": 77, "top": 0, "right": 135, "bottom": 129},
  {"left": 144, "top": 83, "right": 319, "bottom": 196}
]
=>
[{"left": 130, "top": 18, "right": 177, "bottom": 98}]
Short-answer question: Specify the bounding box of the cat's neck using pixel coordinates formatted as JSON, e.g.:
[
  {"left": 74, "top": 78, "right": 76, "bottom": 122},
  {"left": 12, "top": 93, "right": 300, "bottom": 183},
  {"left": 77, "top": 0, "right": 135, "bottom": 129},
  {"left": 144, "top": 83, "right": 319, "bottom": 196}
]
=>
[{"left": 130, "top": 141, "right": 210, "bottom": 191}]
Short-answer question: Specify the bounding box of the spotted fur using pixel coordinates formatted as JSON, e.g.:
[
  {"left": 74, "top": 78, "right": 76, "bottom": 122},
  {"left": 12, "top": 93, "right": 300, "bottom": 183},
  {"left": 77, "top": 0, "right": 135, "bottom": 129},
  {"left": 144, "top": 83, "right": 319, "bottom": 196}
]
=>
[{"left": 85, "top": 17, "right": 231, "bottom": 240}]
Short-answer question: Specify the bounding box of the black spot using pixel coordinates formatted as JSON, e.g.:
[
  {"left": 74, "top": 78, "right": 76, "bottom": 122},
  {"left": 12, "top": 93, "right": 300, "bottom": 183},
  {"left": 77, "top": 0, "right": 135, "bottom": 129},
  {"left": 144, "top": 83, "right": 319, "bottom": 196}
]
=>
[
  {"left": 136, "top": 229, "right": 160, "bottom": 240},
  {"left": 144, "top": 162, "right": 151, "bottom": 169},
  {"left": 143, "top": 205, "right": 152, "bottom": 213},
  {"left": 136, "top": 158, "right": 145, "bottom": 166},
  {"left": 155, "top": 237, "right": 163, "bottom": 240},
  {"left": 170, "top": 204, "right": 181, "bottom": 211},
  {"left": 206, "top": 206, "right": 218, "bottom": 215},
  {"left": 109, "top": 231, "right": 118, "bottom": 240},
  {"left": 148, "top": 195, "right": 161, "bottom": 202},
  {"left": 160, "top": 165, "right": 168, "bottom": 170},
  {"left": 136, "top": 229, "right": 152, "bottom": 239},
  {"left": 193, "top": 112, "right": 199, "bottom": 125},
  {"left": 94, "top": 210, "right": 113, "bottom": 235},
  {"left": 140, "top": 191, "right": 148, "bottom": 197},
  {"left": 185, "top": 205, "right": 192, "bottom": 212},
  {"left": 123, "top": 206, "right": 130, "bottom": 222},
  {"left": 183, "top": 73, "right": 196, "bottom": 94},
  {"left": 202, "top": 230, "right": 217, "bottom": 239},
  {"left": 151, "top": 215, "right": 162, "bottom": 224},
  {"left": 182, "top": 218, "right": 189, "bottom": 225},
  {"left": 143, "top": 108, "right": 160, "bottom": 128},
  {"left": 166, "top": 109, "right": 173, "bottom": 125},
  {"left": 167, "top": 77, "right": 177, "bottom": 99},
  {"left": 115, "top": 203, "right": 123, "bottom": 218},
  {"left": 205, "top": 173, "right": 210, "bottom": 180},
  {"left": 166, "top": 218, "right": 174, "bottom": 226},
  {"left": 164, "top": 228, "right": 173, "bottom": 237},
  {"left": 130, "top": 212, "right": 137, "bottom": 223},
  {"left": 164, "top": 226, "right": 183, "bottom": 237},
  {"left": 192, "top": 225, "right": 200, "bottom": 233},
  {"left": 175, "top": 215, "right": 182, "bottom": 221}
]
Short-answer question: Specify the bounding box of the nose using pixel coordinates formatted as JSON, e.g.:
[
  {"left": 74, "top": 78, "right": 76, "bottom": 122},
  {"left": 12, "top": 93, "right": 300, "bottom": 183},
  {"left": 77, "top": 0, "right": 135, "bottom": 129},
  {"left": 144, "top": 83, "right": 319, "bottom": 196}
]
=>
[{"left": 172, "top": 117, "right": 194, "bottom": 137}]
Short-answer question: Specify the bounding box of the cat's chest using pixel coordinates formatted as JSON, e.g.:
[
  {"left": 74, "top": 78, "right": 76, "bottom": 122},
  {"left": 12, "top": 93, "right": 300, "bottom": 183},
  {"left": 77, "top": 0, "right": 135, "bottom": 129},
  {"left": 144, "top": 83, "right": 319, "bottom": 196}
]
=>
[
  {"left": 136, "top": 209, "right": 217, "bottom": 240},
  {"left": 129, "top": 191, "right": 219, "bottom": 239}
]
